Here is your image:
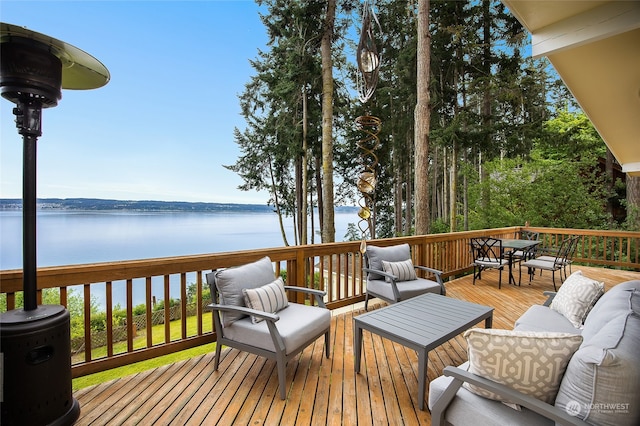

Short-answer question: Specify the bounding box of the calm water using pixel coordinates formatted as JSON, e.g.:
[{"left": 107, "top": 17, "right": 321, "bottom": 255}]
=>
[{"left": 1, "top": 210, "right": 357, "bottom": 308}]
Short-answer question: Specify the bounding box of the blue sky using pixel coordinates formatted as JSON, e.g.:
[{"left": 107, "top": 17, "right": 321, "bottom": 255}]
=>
[{"left": 1, "top": 1, "right": 272, "bottom": 204}]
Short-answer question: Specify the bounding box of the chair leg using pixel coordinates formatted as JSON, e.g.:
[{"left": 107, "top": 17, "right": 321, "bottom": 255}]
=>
[
  {"left": 364, "top": 293, "right": 370, "bottom": 311},
  {"left": 516, "top": 263, "right": 521, "bottom": 287},
  {"left": 324, "top": 330, "right": 331, "bottom": 358},
  {"left": 498, "top": 268, "right": 502, "bottom": 289},
  {"left": 214, "top": 341, "right": 222, "bottom": 370},
  {"left": 276, "top": 354, "right": 287, "bottom": 400},
  {"left": 551, "top": 271, "right": 557, "bottom": 292}
]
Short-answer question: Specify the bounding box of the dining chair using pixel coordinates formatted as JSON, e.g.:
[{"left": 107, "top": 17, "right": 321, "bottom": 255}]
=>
[
  {"left": 511, "top": 230, "right": 540, "bottom": 262},
  {"left": 520, "top": 237, "right": 573, "bottom": 291},
  {"left": 534, "top": 235, "right": 579, "bottom": 281},
  {"left": 470, "top": 237, "right": 509, "bottom": 289}
]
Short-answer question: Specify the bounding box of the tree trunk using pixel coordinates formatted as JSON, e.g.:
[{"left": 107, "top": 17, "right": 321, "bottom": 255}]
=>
[
  {"left": 480, "top": 0, "right": 492, "bottom": 219},
  {"left": 295, "top": 155, "right": 302, "bottom": 245},
  {"left": 404, "top": 130, "right": 413, "bottom": 235},
  {"left": 316, "top": 157, "right": 323, "bottom": 231},
  {"left": 627, "top": 175, "right": 640, "bottom": 231},
  {"left": 450, "top": 140, "right": 457, "bottom": 231},
  {"left": 606, "top": 148, "right": 614, "bottom": 225},
  {"left": 269, "top": 158, "right": 290, "bottom": 246},
  {"left": 301, "top": 87, "right": 308, "bottom": 245},
  {"left": 414, "top": 0, "right": 431, "bottom": 235},
  {"left": 394, "top": 149, "right": 403, "bottom": 236},
  {"left": 463, "top": 149, "right": 469, "bottom": 231},
  {"left": 320, "top": 0, "right": 336, "bottom": 242}
]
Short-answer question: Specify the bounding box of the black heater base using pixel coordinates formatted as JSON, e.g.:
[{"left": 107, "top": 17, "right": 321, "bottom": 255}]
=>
[{"left": 1, "top": 305, "right": 80, "bottom": 426}]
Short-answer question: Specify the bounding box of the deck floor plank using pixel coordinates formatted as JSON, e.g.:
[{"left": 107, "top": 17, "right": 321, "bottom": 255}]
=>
[{"left": 74, "top": 266, "right": 639, "bottom": 425}]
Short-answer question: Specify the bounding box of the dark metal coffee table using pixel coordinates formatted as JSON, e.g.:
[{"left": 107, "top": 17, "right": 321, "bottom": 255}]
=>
[{"left": 354, "top": 293, "right": 493, "bottom": 410}]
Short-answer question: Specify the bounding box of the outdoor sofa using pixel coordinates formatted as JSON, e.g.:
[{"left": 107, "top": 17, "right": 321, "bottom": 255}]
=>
[{"left": 429, "top": 272, "right": 640, "bottom": 426}]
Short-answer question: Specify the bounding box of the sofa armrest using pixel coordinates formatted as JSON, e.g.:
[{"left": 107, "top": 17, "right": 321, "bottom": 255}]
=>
[
  {"left": 542, "top": 291, "right": 557, "bottom": 306},
  {"left": 284, "top": 286, "right": 327, "bottom": 308},
  {"left": 431, "top": 366, "right": 590, "bottom": 426}
]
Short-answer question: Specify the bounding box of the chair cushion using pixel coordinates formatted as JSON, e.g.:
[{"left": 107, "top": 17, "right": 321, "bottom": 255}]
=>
[
  {"left": 381, "top": 259, "right": 417, "bottom": 282},
  {"left": 550, "top": 271, "right": 604, "bottom": 328},
  {"left": 366, "top": 244, "right": 411, "bottom": 280},
  {"left": 223, "top": 303, "right": 331, "bottom": 355},
  {"left": 555, "top": 289, "right": 640, "bottom": 426},
  {"left": 463, "top": 328, "right": 582, "bottom": 406},
  {"left": 514, "top": 305, "right": 581, "bottom": 334},
  {"left": 215, "top": 256, "right": 276, "bottom": 326},
  {"left": 242, "top": 277, "right": 289, "bottom": 323},
  {"left": 366, "top": 277, "right": 441, "bottom": 302}
]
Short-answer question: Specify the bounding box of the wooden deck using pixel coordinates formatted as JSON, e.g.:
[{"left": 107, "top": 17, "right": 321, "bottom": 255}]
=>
[{"left": 73, "top": 266, "right": 640, "bottom": 425}]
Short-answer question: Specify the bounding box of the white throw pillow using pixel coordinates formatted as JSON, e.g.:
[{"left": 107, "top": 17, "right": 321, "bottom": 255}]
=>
[
  {"left": 550, "top": 271, "right": 605, "bottom": 328},
  {"left": 242, "top": 277, "right": 289, "bottom": 323},
  {"left": 381, "top": 259, "right": 417, "bottom": 282},
  {"left": 464, "top": 328, "right": 583, "bottom": 408}
]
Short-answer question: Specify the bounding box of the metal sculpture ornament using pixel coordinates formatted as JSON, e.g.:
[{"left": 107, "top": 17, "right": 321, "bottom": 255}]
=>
[
  {"left": 355, "top": 115, "right": 381, "bottom": 242},
  {"left": 355, "top": 0, "right": 381, "bottom": 251},
  {"left": 356, "top": 0, "right": 381, "bottom": 104}
]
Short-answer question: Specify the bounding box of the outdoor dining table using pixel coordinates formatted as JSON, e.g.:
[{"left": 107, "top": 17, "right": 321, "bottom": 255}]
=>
[{"left": 500, "top": 238, "right": 541, "bottom": 285}]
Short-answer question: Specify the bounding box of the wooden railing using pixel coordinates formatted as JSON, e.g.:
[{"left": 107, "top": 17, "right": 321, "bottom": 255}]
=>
[{"left": 1, "top": 227, "right": 638, "bottom": 377}]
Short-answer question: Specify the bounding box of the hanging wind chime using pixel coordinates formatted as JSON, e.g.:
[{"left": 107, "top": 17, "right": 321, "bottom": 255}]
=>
[{"left": 355, "top": 0, "right": 382, "bottom": 254}]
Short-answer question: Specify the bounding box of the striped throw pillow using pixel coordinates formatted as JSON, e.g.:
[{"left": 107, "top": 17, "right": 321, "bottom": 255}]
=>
[
  {"left": 381, "top": 259, "right": 417, "bottom": 282},
  {"left": 242, "top": 277, "right": 289, "bottom": 323}
]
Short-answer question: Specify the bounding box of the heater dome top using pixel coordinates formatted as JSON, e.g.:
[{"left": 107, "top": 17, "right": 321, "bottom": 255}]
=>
[{"left": 1, "top": 22, "right": 110, "bottom": 90}]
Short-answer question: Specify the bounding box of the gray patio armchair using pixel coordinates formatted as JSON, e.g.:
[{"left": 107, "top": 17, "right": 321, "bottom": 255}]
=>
[
  {"left": 206, "top": 256, "right": 331, "bottom": 400},
  {"left": 363, "top": 243, "right": 445, "bottom": 311}
]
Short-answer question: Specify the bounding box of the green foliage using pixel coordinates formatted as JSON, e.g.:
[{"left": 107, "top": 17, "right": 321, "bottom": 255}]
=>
[
  {"left": 343, "top": 222, "right": 361, "bottom": 242},
  {"left": 535, "top": 110, "right": 606, "bottom": 162},
  {"left": 153, "top": 298, "right": 180, "bottom": 312},
  {"left": 186, "top": 281, "right": 211, "bottom": 305},
  {"left": 221, "top": 0, "right": 632, "bottom": 236},
  {"left": 468, "top": 156, "right": 611, "bottom": 229}
]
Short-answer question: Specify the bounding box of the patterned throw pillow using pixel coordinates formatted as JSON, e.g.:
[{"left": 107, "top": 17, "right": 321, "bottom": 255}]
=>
[
  {"left": 242, "top": 277, "right": 289, "bottom": 323},
  {"left": 550, "top": 271, "right": 605, "bottom": 328},
  {"left": 381, "top": 259, "right": 417, "bottom": 282},
  {"left": 464, "top": 328, "right": 583, "bottom": 408}
]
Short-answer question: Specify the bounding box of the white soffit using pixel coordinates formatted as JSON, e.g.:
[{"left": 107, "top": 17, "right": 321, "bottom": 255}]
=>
[
  {"left": 502, "top": 0, "right": 640, "bottom": 177},
  {"left": 532, "top": 1, "right": 640, "bottom": 58}
]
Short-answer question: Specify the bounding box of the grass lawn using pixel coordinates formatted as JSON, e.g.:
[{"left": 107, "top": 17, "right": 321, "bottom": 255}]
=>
[{"left": 72, "top": 313, "right": 215, "bottom": 391}]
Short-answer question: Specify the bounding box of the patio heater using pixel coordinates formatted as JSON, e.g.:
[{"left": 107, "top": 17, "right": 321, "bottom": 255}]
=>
[{"left": 0, "top": 23, "right": 109, "bottom": 425}]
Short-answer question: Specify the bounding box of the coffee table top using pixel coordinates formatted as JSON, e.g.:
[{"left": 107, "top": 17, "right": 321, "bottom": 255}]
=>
[{"left": 354, "top": 293, "right": 494, "bottom": 350}]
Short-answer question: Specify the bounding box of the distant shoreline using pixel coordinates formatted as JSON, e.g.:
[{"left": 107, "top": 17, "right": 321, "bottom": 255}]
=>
[{"left": 0, "top": 198, "right": 358, "bottom": 214}]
